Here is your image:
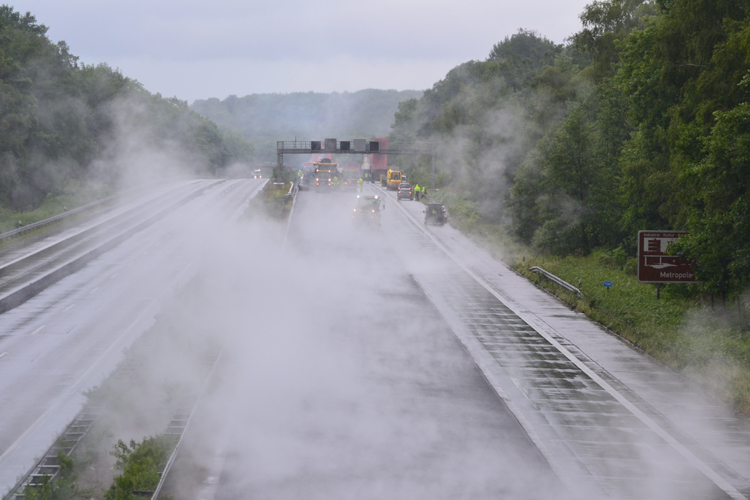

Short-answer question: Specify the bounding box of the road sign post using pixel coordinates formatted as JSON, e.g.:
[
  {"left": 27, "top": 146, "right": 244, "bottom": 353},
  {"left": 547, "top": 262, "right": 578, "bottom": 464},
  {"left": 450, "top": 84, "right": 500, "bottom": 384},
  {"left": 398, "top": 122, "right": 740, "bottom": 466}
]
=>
[{"left": 637, "top": 230, "right": 699, "bottom": 298}]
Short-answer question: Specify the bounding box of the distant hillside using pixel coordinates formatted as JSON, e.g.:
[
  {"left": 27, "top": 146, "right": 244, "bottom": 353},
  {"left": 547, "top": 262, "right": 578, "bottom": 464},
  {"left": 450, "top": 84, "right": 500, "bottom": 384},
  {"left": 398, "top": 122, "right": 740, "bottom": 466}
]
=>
[
  {"left": 0, "top": 6, "right": 253, "bottom": 212},
  {"left": 192, "top": 89, "right": 422, "bottom": 163}
]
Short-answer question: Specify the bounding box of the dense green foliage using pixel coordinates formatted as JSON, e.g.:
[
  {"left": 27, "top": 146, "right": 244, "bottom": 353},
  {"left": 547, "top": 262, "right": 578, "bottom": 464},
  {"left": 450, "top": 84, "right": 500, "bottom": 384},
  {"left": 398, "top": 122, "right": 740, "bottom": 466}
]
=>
[
  {"left": 0, "top": 6, "right": 253, "bottom": 213},
  {"left": 390, "top": 1, "right": 750, "bottom": 299},
  {"left": 192, "top": 89, "right": 422, "bottom": 163},
  {"left": 105, "top": 436, "right": 177, "bottom": 500}
]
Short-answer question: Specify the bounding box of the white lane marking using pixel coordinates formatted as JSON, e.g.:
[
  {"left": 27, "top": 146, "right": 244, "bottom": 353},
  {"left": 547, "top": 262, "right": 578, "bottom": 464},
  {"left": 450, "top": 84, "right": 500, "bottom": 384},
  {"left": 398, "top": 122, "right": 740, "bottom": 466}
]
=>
[
  {"left": 89, "top": 287, "right": 99, "bottom": 294},
  {"left": 0, "top": 352, "right": 7, "bottom": 360},
  {"left": 385, "top": 186, "right": 747, "bottom": 500},
  {"left": 30, "top": 325, "right": 45, "bottom": 335},
  {"left": 110, "top": 273, "right": 119, "bottom": 279},
  {"left": 64, "top": 304, "right": 76, "bottom": 312}
]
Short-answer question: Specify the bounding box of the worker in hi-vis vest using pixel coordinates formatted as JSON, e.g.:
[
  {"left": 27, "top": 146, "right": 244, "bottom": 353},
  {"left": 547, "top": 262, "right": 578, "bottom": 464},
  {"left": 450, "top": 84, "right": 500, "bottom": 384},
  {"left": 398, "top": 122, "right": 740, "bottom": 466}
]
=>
[{"left": 358, "top": 178, "right": 364, "bottom": 191}]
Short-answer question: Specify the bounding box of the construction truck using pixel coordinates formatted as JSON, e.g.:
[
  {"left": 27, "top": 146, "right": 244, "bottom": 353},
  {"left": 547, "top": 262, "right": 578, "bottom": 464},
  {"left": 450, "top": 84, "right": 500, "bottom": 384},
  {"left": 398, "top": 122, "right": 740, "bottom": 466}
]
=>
[
  {"left": 386, "top": 169, "right": 402, "bottom": 190},
  {"left": 313, "top": 158, "right": 338, "bottom": 192},
  {"left": 341, "top": 162, "right": 361, "bottom": 191}
]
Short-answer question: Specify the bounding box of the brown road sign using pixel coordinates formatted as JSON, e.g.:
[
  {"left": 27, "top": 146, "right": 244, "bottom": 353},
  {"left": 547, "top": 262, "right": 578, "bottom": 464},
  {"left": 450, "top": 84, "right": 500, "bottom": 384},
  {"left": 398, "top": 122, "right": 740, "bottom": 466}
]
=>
[{"left": 638, "top": 231, "right": 699, "bottom": 283}]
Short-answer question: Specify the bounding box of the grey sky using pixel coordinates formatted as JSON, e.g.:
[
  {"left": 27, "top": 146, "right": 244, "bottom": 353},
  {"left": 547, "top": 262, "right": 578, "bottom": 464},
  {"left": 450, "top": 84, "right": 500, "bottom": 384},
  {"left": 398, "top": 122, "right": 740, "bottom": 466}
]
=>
[{"left": 11, "top": 0, "right": 592, "bottom": 102}]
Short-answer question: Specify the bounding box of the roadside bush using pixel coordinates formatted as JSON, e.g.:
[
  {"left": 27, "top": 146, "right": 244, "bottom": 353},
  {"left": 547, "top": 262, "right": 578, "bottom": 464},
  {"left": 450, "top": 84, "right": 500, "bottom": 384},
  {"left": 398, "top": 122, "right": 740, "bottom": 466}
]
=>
[{"left": 105, "top": 435, "right": 177, "bottom": 500}]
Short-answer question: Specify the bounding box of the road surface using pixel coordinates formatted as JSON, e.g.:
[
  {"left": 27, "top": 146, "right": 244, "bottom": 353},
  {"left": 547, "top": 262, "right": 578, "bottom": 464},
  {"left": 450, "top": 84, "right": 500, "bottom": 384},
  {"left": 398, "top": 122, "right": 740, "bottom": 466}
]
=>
[{"left": 0, "top": 178, "right": 264, "bottom": 494}]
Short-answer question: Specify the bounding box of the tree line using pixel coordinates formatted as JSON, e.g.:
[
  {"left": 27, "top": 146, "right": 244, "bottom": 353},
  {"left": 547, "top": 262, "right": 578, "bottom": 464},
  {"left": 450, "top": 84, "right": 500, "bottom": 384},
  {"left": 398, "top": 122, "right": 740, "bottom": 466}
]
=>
[
  {"left": 192, "top": 89, "right": 422, "bottom": 164},
  {"left": 389, "top": 0, "right": 750, "bottom": 300},
  {"left": 0, "top": 6, "right": 253, "bottom": 212}
]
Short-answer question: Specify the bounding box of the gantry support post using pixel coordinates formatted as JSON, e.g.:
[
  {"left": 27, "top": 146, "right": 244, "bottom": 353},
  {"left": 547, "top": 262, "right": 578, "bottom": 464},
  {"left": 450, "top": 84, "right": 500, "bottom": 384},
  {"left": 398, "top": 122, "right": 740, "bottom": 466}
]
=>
[{"left": 431, "top": 154, "right": 436, "bottom": 189}]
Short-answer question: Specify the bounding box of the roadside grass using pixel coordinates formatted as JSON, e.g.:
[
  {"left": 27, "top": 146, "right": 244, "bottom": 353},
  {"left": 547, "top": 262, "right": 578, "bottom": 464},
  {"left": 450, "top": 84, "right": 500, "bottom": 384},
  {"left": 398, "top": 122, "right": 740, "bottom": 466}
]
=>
[
  {"left": 245, "top": 181, "right": 292, "bottom": 220},
  {"left": 428, "top": 188, "right": 750, "bottom": 415},
  {"left": 0, "top": 181, "right": 114, "bottom": 234}
]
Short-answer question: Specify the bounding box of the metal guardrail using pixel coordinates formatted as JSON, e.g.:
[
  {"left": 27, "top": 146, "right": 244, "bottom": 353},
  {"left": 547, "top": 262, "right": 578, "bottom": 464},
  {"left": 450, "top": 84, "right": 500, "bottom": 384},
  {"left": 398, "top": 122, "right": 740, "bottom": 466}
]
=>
[
  {"left": 0, "top": 181, "right": 224, "bottom": 315},
  {"left": 281, "top": 178, "right": 300, "bottom": 251},
  {"left": 529, "top": 266, "right": 583, "bottom": 298},
  {"left": 0, "top": 179, "right": 205, "bottom": 244},
  {"left": 150, "top": 351, "right": 223, "bottom": 500},
  {"left": 5, "top": 407, "right": 101, "bottom": 499},
  {"left": 0, "top": 196, "right": 118, "bottom": 244}
]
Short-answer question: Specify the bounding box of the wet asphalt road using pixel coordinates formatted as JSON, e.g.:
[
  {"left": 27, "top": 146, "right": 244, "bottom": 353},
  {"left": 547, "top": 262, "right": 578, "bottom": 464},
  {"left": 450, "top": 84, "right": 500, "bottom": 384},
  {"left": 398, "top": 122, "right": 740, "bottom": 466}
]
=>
[
  {"left": 0, "top": 179, "right": 264, "bottom": 493},
  {"left": 2, "top": 180, "right": 750, "bottom": 499},
  {"left": 209, "top": 189, "right": 566, "bottom": 500},
  {"left": 380, "top": 185, "right": 750, "bottom": 500}
]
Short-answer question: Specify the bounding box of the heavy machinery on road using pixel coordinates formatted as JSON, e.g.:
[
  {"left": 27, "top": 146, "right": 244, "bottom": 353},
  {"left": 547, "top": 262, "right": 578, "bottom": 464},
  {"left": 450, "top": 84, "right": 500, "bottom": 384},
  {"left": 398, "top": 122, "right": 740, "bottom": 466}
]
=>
[
  {"left": 314, "top": 158, "right": 338, "bottom": 192},
  {"left": 385, "top": 169, "right": 402, "bottom": 190}
]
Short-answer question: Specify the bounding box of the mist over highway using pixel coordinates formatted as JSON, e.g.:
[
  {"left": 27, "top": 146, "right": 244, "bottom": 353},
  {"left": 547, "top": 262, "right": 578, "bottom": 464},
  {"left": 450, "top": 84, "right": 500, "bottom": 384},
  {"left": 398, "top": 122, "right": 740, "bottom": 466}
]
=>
[{"left": 1, "top": 181, "right": 750, "bottom": 500}]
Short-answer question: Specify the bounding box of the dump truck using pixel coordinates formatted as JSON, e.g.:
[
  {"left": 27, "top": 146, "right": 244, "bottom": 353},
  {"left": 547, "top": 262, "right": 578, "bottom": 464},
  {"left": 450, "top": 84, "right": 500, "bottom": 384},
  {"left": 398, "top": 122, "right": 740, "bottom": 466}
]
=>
[{"left": 313, "top": 158, "right": 338, "bottom": 192}]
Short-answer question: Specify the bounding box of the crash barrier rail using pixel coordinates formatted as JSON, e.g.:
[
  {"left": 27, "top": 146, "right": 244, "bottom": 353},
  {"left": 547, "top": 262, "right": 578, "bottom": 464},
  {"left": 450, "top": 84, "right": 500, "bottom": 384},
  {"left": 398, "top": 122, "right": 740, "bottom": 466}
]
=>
[
  {"left": 0, "top": 196, "right": 118, "bottom": 245},
  {"left": 0, "top": 178, "right": 204, "bottom": 244},
  {"left": 0, "top": 180, "right": 225, "bottom": 315},
  {"left": 276, "top": 179, "right": 298, "bottom": 218},
  {"left": 5, "top": 407, "right": 102, "bottom": 500},
  {"left": 150, "top": 351, "right": 223, "bottom": 500},
  {"left": 281, "top": 178, "right": 300, "bottom": 250},
  {"left": 528, "top": 266, "right": 583, "bottom": 298}
]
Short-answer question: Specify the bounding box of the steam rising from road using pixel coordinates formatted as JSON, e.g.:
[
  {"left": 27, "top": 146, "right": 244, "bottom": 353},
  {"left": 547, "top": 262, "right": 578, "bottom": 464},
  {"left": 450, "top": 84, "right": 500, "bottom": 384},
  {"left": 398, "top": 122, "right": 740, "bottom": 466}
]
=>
[
  {"left": 126, "top": 191, "right": 565, "bottom": 499},
  {"left": 82, "top": 181, "right": 745, "bottom": 500}
]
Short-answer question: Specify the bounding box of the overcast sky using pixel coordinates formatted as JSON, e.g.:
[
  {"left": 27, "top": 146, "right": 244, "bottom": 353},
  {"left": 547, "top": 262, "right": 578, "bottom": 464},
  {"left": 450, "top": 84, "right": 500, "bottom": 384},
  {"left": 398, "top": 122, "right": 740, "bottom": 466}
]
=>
[{"left": 11, "top": 0, "right": 592, "bottom": 103}]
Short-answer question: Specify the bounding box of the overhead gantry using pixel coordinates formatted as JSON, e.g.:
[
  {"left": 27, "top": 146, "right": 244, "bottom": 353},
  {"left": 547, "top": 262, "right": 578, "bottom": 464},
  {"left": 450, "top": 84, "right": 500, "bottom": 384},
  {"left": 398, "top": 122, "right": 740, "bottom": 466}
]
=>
[{"left": 276, "top": 138, "right": 438, "bottom": 187}]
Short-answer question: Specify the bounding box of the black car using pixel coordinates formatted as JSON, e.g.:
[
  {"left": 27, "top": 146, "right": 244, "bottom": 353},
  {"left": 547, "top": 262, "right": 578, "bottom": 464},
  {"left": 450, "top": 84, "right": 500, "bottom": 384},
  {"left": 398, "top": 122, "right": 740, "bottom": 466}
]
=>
[{"left": 424, "top": 203, "right": 447, "bottom": 225}]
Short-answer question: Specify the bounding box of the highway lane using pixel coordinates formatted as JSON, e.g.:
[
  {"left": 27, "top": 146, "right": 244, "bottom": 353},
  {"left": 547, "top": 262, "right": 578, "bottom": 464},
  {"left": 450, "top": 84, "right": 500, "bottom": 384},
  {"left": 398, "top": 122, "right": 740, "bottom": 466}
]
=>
[
  {"left": 204, "top": 189, "right": 566, "bottom": 500},
  {"left": 0, "top": 180, "right": 199, "bottom": 269},
  {"left": 380, "top": 186, "right": 750, "bottom": 499},
  {"left": 0, "top": 178, "right": 264, "bottom": 494}
]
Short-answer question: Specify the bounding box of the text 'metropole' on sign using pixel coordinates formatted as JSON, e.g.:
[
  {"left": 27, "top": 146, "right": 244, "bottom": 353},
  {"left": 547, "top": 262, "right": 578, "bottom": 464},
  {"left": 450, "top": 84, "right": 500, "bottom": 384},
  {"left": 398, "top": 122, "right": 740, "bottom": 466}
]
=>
[{"left": 637, "top": 230, "right": 699, "bottom": 283}]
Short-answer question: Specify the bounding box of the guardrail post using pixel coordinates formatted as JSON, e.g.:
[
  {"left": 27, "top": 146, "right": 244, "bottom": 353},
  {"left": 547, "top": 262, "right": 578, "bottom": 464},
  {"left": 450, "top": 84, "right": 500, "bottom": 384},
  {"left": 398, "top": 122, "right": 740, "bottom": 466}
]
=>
[
  {"left": 431, "top": 154, "right": 435, "bottom": 189},
  {"left": 529, "top": 266, "right": 583, "bottom": 298}
]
